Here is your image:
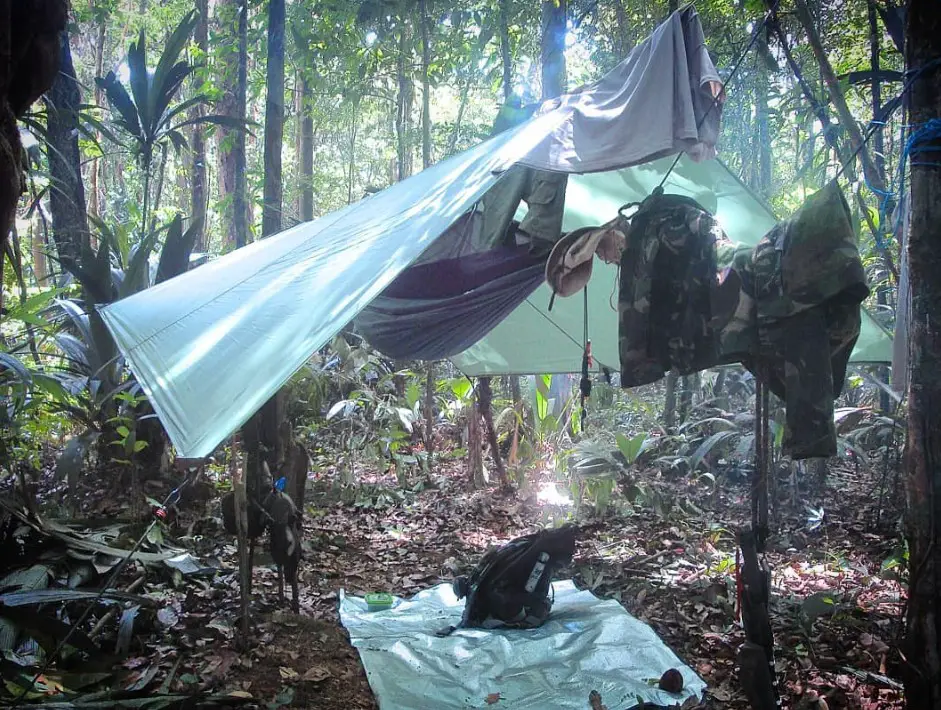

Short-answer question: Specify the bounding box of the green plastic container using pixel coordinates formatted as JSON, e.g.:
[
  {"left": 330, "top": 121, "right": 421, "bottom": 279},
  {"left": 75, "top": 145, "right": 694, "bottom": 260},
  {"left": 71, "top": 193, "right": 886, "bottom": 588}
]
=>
[{"left": 365, "top": 593, "right": 394, "bottom": 612}]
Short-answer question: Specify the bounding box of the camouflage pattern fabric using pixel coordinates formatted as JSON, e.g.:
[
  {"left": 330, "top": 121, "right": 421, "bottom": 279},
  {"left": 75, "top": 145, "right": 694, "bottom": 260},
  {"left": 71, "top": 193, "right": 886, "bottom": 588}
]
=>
[
  {"left": 718, "top": 180, "right": 869, "bottom": 459},
  {"left": 617, "top": 180, "right": 868, "bottom": 460},
  {"left": 618, "top": 189, "right": 722, "bottom": 386}
]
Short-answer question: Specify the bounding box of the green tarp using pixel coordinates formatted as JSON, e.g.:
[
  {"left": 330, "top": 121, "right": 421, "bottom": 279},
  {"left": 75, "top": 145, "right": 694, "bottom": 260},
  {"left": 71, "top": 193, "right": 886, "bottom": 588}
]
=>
[{"left": 450, "top": 155, "right": 893, "bottom": 376}]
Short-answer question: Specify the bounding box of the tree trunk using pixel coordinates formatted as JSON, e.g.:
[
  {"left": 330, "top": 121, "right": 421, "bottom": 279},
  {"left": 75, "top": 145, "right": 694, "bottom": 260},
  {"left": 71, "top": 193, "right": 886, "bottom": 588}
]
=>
[
  {"left": 663, "top": 371, "right": 678, "bottom": 429},
  {"left": 424, "top": 363, "right": 435, "bottom": 457},
  {"left": 30, "top": 230, "right": 48, "bottom": 286},
  {"left": 869, "top": 0, "right": 891, "bottom": 414},
  {"left": 261, "top": 0, "right": 284, "bottom": 239},
  {"left": 614, "top": 0, "right": 631, "bottom": 59},
  {"left": 395, "top": 21, "right": 413, "bottom": 181},
  {"left": 234, "top": 0, "right": 248, "bottom": 245},
  {"left": 766, "top": 4, "right": 898, "bottom": 282},
  {"left": 499, "top": 0, "right": 512, "bottom": 101},
  {"left": 467, "top": 395, "right": 485, "bottom": 488},
  {"left": 755, "top": 32, "right": 772, "bottom": 196},
  {"left": 190, "top": 0, "right": 209, "bottom": 250},
  {"left": 243, "top": 0, "right": 287, "bottom": 498},
  {"left": 902, "top": 2, "right": 941, "bottom": 706},
  {"left": 299, "top": 74, "right": 314, "bottom": 221},
  {"left": 216, "top": 0, "right": 247, "bottom": 249},
  {"left": 45, "top": 32, "right": 87, "bottom": 267},
  {"left": 419, "top": 0, "right": 432, "bottom": 170},
  {"left": 792, "top": 0, "right": 884, "bottom": 194},
  {"left": 678, "top": 374, "right": 693, "bottom": 423},
  {"left": 90, "top": 17, "right": 106, "bottom": 221},
  {"left": 540, "top": 0, "right": 567, "bottom": 100},
  {"left": 477, "top": 377, "right": 507, "bottom": 486}
]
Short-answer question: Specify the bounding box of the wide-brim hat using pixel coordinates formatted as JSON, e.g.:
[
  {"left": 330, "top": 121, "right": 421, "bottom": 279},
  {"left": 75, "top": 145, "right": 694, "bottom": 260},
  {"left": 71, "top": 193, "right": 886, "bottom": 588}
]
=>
[{"left": 545, "top": 225, "right": 625, "bottom": 305}]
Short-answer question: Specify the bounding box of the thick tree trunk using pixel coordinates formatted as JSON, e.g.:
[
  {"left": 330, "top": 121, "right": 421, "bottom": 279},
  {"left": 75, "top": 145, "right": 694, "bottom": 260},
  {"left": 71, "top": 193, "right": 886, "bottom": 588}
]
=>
[
  {"left": 902, "top": 2, "right": 941, "bottom": 706},
  {"left": 419, "top": 0, "right": 432, "bottom": 170},
  {"left": 499, "top": 0, "right": 512, "bottom": 101},
  {"left": 45, "top": 32, "right": 87, "bottom": 267},
  {"left": 540, "top": 1, "right": 567, "bottom": 100},
  {"left": 190, "top": 0, "right": 209, "bottom": 250},
  {"left": 217, "top": 0, "right": 249, "bottom": 249}
]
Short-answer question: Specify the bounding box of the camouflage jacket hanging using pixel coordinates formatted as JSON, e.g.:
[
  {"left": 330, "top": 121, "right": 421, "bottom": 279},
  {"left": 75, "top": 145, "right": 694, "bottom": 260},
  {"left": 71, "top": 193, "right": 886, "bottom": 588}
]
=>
[
  {"left": 618, "top": 188, "right": 724, "bottom": 387},
  {"left": 617, "top": 181, "right": 869, "bottom": 460},
  {"left": 720, "top": 180, "right": 870, "bottom": 459}
]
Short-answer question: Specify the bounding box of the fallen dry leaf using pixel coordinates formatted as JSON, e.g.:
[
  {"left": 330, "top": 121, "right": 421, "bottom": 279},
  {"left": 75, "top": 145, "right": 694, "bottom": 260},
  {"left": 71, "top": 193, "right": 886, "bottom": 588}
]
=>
[
  {"left": 302, "top": 665, "right": 333, "bottom": 683},
  {"left": 279, "top": 666, "right": 299, "bottom": 681},
  {"left": 485, "top": 692, "right": 501, "bottom": 705}
]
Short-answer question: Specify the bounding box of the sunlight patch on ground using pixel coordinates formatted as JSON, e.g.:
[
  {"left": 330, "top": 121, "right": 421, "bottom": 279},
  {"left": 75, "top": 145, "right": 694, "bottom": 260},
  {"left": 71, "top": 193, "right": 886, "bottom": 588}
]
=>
[{"left": 535, "top": 480, "right": 573, "bottom": 508}]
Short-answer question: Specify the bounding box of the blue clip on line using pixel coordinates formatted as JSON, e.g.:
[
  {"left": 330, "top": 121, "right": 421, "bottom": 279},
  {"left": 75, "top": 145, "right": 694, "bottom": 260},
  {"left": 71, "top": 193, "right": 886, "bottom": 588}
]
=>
[{"left": 275, "top": 477, "right": 287, "bottom": 492}]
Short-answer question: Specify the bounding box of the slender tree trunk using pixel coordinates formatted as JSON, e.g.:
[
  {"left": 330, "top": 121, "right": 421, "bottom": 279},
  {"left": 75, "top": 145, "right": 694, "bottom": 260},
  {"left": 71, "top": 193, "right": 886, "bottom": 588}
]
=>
[
  {"left": 419, "top": 0, "right": 432, "bottom": 170},
  {"left": 261, "top": 0, "right": 284, "bottom": 238},
  {"left": 755, "top": 34, "right": 772, "bottom": 196},
  {"left": 499, "top": 0, "right": 512, "bottom": 101},
  {"left": 191, "top": 0, "right": 209, "bottom": 250},
  {"left": 792, "top": 0, "right": 884, "bottom": 194},
  {"left": 234, "top": 0, "right": 248, "bottom": 245},
  {"left": 45, "top": 32, "right": 87, "bottom": 267},
  {"left": 424, "top": 364, "right": 435, "bottom": 457},
  {"left": 663, "top": 371, "right": 678, "bottom": 429},
  {"left": 300, "top": 76, "right": 314, "bottom": 221},
  {"left": 467, "top": 394, "right": 485, "bottom": 488},
  {"left": 766, "top": 4, "right": 898, "bottom": 282},
  {"left": 90, "top": 17, "right": 106, "bottom": 221},
  {"left": 477, "top": 377, "right": 507, "bottom": 486},
  {"left": 614, "top": 0, "right": 631, "bottom": 59},
  {"left": 868, "top": 0, "right": 891, "bottom": 413},
  {"left": 30, "top": 226, "right": 48, "bottom": 286},
  {"left": 540, "top": 0, "right": 567, "bottom": 100},
  {"left": 395, "top": 21, "right": 413, "bottom": 181},
  {"left": 902, "top": 1, "right": 941, "bottom": 706}
]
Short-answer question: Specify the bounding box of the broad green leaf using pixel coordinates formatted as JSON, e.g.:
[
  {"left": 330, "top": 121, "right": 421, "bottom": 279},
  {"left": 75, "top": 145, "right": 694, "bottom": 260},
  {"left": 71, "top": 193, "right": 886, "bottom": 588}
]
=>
[{"left": 615, "top": 433, "right": 650, "bottom": 464}]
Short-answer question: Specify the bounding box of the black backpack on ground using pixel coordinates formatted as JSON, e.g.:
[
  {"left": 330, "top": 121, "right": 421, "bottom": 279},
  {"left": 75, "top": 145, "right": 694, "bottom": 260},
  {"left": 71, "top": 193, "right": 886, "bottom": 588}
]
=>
[{"left": 438, "top": 525, "right": 577, "bottom": 636}]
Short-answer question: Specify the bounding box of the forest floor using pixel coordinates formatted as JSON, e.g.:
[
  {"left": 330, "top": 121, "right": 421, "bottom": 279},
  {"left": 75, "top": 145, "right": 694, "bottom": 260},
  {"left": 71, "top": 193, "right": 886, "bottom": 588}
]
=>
[{"left": 3, "top": 452, "right": 907, "bottom": 710}]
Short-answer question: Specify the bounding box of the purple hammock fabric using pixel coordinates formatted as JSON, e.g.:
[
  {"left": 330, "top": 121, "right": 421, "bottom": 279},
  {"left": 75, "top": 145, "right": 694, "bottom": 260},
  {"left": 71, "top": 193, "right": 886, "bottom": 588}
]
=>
[{"left": 355, "top": 245, "right": 547, "bottom": 360}]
